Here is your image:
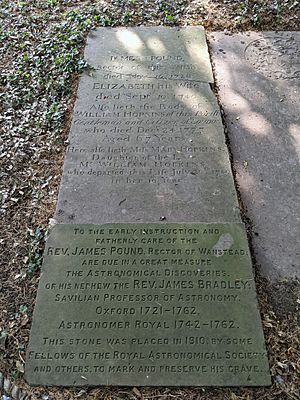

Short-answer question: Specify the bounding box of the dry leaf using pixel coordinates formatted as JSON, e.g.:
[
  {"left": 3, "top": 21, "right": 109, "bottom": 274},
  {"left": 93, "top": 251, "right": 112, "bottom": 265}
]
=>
[
  {"left": 21, "top": 314, "right": 29, "bottom": 326},
  {"left": 277, "top": 361, "right": 288, "bottom": 369},
  {"left": 133, "top": 387, "right": 142, "bottom": 398},
  {"left": 16, "top": 360, "right": 24, "bottom": 373}
]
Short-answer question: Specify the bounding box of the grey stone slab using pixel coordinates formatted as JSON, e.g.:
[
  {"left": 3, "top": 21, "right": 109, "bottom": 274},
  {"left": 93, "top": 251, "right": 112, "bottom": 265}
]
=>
[
  {"left": 85, "top": 26, "right": 214, "bottom": 84},
  {"left": 55, "top": 27, "right": 240, "bottom": 224},
  {"left": 25, "top": 223, "right": 270, "bottom": 387},
  {"left": 209, "top": 32, "right": 300, "bottom": 281}
]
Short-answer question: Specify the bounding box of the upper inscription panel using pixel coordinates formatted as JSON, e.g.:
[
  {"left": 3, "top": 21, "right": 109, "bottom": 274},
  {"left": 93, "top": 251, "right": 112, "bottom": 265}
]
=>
[
  {"left": 26, "top": 223, "right": 270, "bottom": 387},
  {"left": 55, "top": 27, "right": 240, "bottom": 224},
  {"left": 86, "top": 26, "right": 214, "bottom": 83}
]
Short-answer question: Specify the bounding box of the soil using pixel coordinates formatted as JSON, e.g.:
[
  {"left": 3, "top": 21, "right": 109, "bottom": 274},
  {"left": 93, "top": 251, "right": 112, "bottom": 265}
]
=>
[{"left": 0, "top": 0, "right": 299, "bottom": 399}]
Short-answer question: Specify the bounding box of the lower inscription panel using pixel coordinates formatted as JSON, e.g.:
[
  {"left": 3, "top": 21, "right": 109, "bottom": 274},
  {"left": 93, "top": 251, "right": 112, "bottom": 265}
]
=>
[{"left": 26, "top": 224, "right": 271, "bottom": 386}]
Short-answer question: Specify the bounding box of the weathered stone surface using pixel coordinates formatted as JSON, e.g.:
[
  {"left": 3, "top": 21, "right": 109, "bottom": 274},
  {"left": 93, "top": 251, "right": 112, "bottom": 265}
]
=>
[
  {"left": 55, "top": 27, "right": 240, "bottom": 224},
  {"left": 26, "top": 223, "right": 270, "bottom": 387},
  {"left": 209, "top": 32, "right": 300, "bottom": 281},
  {"left": 86, "top": 26, "right": 214, "bottom": 83}
]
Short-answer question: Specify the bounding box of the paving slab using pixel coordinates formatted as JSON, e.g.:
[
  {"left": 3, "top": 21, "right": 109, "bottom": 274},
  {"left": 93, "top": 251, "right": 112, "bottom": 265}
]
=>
[
  {"left": 209, "top": 32, "right": 300, "bottom": 281},
  {"left": 55, "top": 27, "right": 240, "bottom": 224},
  {"left": 25, "top": 28, "right": 271, "bottom": 388},
  {"left": 25, "top": 223, "right": 270, "bottom": 387}
]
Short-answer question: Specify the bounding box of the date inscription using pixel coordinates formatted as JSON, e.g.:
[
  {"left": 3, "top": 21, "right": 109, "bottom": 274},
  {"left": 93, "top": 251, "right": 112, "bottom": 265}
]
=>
[{"left": 25, "top": 223, "right": 271, "bottom": 386}]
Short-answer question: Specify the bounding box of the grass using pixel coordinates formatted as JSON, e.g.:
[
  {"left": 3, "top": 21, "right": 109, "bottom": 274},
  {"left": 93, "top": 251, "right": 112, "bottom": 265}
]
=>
[{"left": 0, "top": 0, "right": 299, "bottom": 399}]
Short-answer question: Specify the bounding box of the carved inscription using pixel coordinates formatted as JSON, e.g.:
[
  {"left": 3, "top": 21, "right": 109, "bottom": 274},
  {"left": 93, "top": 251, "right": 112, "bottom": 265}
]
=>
[
  {"left": 245, "top": 35, "right": 300, "bottom": 79},
  {"left": 67, "top": 33, "right": 224, "bottom": 187},
  {"left": 67, "top": 81, "right": 228, "bottom": 186},
  {"left": 26, "top": 224, "right": 271, "bottom": 386},
  {"left": 55, "top": 27, "right": 240, "bottom": 223}
]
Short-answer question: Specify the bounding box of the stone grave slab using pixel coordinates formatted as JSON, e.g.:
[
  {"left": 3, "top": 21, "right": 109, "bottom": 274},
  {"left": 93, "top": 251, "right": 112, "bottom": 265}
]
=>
[
  {"left": 209, "top": 32, "right": 300, "bottom": 281},
  {"left": 26, "top": 223, "right": 270, "bottom": 387},
  {"left": 55, "top": 27, "right": 240, "bottom": 224}
]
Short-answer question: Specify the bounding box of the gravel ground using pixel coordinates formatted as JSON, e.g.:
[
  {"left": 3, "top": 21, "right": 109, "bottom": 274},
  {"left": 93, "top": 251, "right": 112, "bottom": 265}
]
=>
[{"left": 0, "top": 1, "right": 299, "bottom": 399}]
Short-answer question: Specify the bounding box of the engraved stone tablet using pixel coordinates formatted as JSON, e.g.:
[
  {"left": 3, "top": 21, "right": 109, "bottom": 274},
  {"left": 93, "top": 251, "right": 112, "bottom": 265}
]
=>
[
  {"left": 209, "top": 32, "right": 300, "bottom": 281},
  {"left": 26, "top": 224, "right": 271, "bottom": 386},
  {"left": 55, "top": 27, "right": 240, "bottom": 224}
]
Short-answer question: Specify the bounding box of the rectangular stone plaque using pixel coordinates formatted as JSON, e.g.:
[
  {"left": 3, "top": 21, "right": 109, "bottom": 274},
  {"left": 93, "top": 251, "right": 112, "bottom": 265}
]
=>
[
  {"left": 26, "top": 223, "right": 271, "bottom": 386},
  {"left": 209, "top": 32, "right": 300, "bottom": 282},
  {"left": 55, "top": 27, "right": 240, "bottom": 224}
]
